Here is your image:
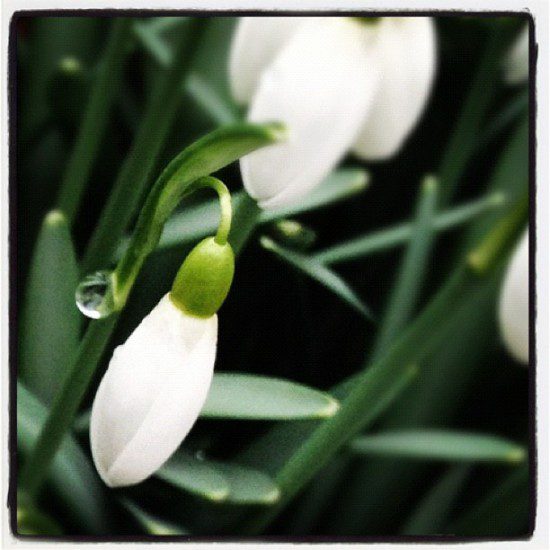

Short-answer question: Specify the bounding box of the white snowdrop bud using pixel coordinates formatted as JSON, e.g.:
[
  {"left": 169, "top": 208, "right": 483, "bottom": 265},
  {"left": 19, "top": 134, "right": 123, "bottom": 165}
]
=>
[{"left": 90, "top": 294, "right": 218, "bottom": 487}]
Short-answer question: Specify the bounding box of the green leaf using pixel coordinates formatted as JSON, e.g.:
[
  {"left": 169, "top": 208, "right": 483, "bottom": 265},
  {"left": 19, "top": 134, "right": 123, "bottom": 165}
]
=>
[
  {"left": 134, "top": 17, "right": 239, "bottom": 125},
  {"left": 156, "top": 452, "right": 230, "bottom": 502},
  {"left": 448, "top": 465, "right": 530, "bottom": 536},
  {"left": 17, "top": 383, "right": 114, "bottom": 534},
  {"left": 116, "top": 168, "right": 369, "bottom": 257},
  {"left": 121, "top": 499, "right": 189, "bottom": 535},
  {"left": 260, "top": 236, "right": 373, "bottom": 320},
  {"left": 201, "top": 373, "right": 339, "bottom": 420},
  {"left": 370, "top": 176, "right": 438, "bottom": 362},
  {"left": 350, "top": 430, "right": 526, "bottom": 464},
  {"left": 438, "top": 23, "right": 519, "bottom": 205},
  {"left": 314, "top": 190, "right": 505, "bottom": 265},
  {"left": 57, "top": 19, "right": 133, "bottom": 222},
  {"left": 75, "top": 373, "right": 338, "bottom": 434},
  {"left": 19, "top": 211, "right": 79, "bottom": 405},
  {"left": 20, "top": 17, "right": 102, "bottom": 145},
  {"left": 402, "top": 465, "right": 470, "bottom": 535},
  {"left": 477, "top": 88, "right": 528, "bottom": 151},
  {"left": 17, "top": 494, "right": 63, "bottom": 536},
  {"left": 81, "top": 19, "right": 209, "bottom": 275},
  {"left": 213, "top": 462, "right": 280, "bottom": 505},
  {"left": 157, "top": 452, "right": 279, "bottom": 505}
]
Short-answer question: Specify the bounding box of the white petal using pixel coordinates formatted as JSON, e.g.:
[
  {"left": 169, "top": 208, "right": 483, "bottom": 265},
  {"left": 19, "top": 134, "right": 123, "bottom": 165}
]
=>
[
  {"left": 353, "top": 17, "right": 436, "bottom": 161},
  {"left": 504, "top": 26, "right": 529, "bottom": 85},
  {"left": 241, "top": 18, "right": 379, "bottom": 210},
  {"left": 90, "top": 294, "right": 218, "bottom": 487},
  {"left": 498, "top": 230, "right": 529, "bottom": 364},
  {"left": 229, "top": 17, "right": 308, "bottom": 105}
]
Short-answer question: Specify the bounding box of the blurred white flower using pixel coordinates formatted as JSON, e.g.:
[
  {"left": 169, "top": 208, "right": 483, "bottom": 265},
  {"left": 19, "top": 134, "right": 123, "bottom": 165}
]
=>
[
  {"left": 498, "top": 230, "right": 529, "bottom": 364},
  {"left": 503, "top": 26, "right": 529, "bottom": 85},
  {"left": 230, "top": 17, "right": 436, "bottom": 209},
  {"left": 90, "top": 294, "right": 217, "bottom": 487}
]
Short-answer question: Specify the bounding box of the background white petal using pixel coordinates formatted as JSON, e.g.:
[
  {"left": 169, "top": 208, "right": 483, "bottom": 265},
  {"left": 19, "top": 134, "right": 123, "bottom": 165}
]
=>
[
  {"left": 229, "top": 17, "right": 309, "bottom": 105},
  {"left": 241, "top": 18, "right": 379, "bottom": 210},
  {"left": 498, "top": 230, "right": 529, "bottom": 364},
  {"left": 504, "top": 26, "right": 529, "bottom": 85},
  {"left": 90, "top": 294, "right": 218, "bottom": 487},
  {"left": 353, "top": 17, "right": 437, "bottom": 161}
]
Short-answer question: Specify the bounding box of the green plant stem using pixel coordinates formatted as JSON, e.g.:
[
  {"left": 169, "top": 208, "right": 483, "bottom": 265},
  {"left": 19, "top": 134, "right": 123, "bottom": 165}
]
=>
[
  {"left": 81, "top": 20, "right": 208, "bottom": 275},
  {"left": 438, "top": 22, "right": 518, "bottom": 206},
  {"left": 314, "top": 190, "right": 504, "bottom": 265},
  {"left": 370, "top": 176, "right": 438, "bottom": 362},
  {"left": 239, "top": 199, "right": 526, "bottom": 535},
  {"left": 57, "top": 19, "right": 132, "bottom": 223},
  {"left": 19, "top": 316, "right": 119, "bottom": 497},
  {"left": 229, "top": 193, "right": 262, "bottom": 254}
]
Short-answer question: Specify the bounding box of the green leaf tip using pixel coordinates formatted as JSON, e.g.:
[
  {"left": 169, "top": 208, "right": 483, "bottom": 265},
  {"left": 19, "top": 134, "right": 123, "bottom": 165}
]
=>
[
  {"left": 44, "top": 210, "right": 67, "bottom": 227},
  {"left": 422, "top": 174, "right": 438, "bottom": 194},
  {"left": 264, "top": 486, "right": 282, "bottom": 505},
  {"left": 59, "top": 56, "right": 83, "bottom": 74},
  {"left": 263, "top": 121, "right": 288, "bottom": 143},
  {"left": 506, "top": 447, "right": 527, "bottom": 464},
  {"left": 350, "top": 171, "right": 370, "bottom": 193},
  {"left": 319, "top": 396, "right": 340, "bottom": 418}
]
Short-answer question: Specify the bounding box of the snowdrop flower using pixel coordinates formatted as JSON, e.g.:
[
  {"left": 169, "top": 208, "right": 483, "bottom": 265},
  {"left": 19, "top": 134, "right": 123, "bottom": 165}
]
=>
[
  {"left": 91, "top": 236, "right": 234, "bottom": 487},
  {"left": 230, "top": 17, "right": 436, "bottom": 209},
  {"left": 503, "top": 26, "right": 529, "bottom": 85},
  {"left": 498, "top": 230, "right": 529, "bottom": 364}
]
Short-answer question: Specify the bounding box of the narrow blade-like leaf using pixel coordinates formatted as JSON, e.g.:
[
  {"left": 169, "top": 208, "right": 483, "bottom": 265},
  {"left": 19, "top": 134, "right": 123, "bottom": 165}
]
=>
[
  {"left": 19, "top": 211, "right": 79, "bottom": 404},
  {"left": 260, "top": 237, "right": 373, "bottom": 320},
  {"left": 370, "top": 176, "right": 438, "bottom": 362},
  {"left": 17, "top": 383, "right": 114, "bottom": 534},
  {"left": 201, "top": 373, "right": 339, "bottom": 420},
  {"left": 156, "top": 452, "right": 279, "bottom": 505},
  {"left": 448, "top": 465, "right": 530, "bottom": 536},
  {"left": 120, "top": 499, "right": 189, "bottom": 535},
  {"left": 402, "top": 465, "right": 470, "bottom": 535},
  {"left": 350, "top": 430, "right": 526, "bottom": 464},
  {"left": 314, "top": 190, "right": 505, "bottom": 265},
  {"left": 213, "top": 462, "right": 280, "bottom": 505},
  {"left": 156, "top": 452, "right": 230, "bottom": 502}
]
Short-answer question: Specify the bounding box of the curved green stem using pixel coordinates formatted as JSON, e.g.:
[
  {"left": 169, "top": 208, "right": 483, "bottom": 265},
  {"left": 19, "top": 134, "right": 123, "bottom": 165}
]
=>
[
  {"left": 191, "top": 177, "right": 232, "bottom": 245},
  {"left": 112, "top": 123, "right": 283, "bottom": 310}
]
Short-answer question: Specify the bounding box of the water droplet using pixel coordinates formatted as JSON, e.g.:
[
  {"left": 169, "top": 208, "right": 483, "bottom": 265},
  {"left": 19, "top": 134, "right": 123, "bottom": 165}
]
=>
[{"left": 75, "top": 271, "right": 116, "bottom": 319}]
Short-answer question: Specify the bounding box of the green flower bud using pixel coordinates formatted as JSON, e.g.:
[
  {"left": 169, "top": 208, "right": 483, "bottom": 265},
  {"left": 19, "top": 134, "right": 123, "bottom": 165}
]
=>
[{"left": 170, "top": 237, "right": 235, "bottom": 318}]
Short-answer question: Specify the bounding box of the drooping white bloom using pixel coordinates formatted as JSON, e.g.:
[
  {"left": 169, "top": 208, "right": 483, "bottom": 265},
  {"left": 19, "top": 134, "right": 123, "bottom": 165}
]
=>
[
  {"left": 230, "top": 17, "right": 436, "bottom": 209},
  {"left": 498, "top": 230, "right": 529, "bottom": 364},
  {"left": 229, "top": 17, "right": 311, "bottom": 105},
  {"left": 90, "top": 294, "right": 218, "bottom": 487},
  {"left": 352, "top": 17, "right": 436, "bottom": 160},
  {"left": 504, "top": 26, "right": 529, "bottom": 85}
]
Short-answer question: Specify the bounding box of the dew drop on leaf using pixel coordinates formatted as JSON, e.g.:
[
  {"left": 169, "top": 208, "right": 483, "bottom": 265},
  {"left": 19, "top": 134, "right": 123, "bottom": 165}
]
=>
[{"left": 75, "top": 270, "right": 116, "bottom": 319}]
